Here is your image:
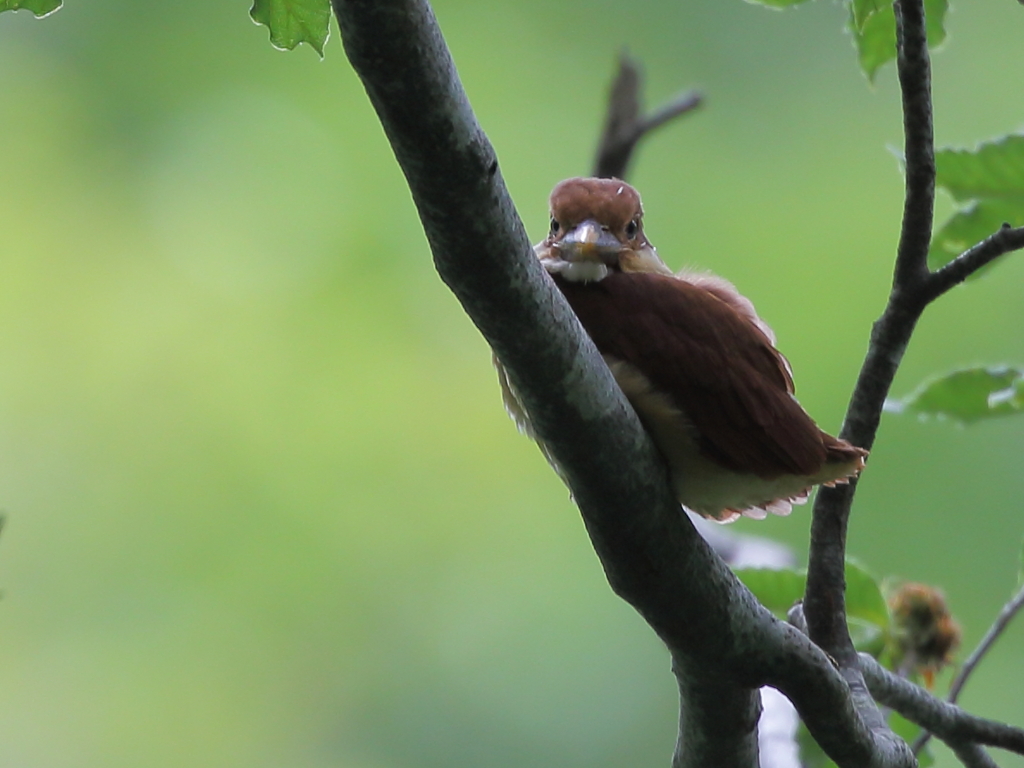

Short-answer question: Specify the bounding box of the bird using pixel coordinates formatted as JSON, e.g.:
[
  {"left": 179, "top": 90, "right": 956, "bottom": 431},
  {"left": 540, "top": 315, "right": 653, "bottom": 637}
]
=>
[{"left": 496, "top": 177, "right": 867, "bottom": 522}]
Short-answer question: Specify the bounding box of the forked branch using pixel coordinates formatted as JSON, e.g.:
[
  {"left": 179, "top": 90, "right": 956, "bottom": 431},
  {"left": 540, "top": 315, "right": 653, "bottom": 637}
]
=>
[
  {"left": 805, "top": 0, "right": 1024, "bottom": 666},
  {"left": 592, "top": 52, "right": 702, "bottom": 180},
  {"left": 806, "top": 0, "right": 934, "bottom": 668},
  {"left": 802, "top": 1, "right": 1024, "bottom": 763}
]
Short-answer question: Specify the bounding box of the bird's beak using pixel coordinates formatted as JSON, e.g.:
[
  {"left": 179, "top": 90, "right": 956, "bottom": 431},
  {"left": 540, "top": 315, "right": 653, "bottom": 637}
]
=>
[{"left": 556, "top": 220, "right": 623, "bottom": 265}]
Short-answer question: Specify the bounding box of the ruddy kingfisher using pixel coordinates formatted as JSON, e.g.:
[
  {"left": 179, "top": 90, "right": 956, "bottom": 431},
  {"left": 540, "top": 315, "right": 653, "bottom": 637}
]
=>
[{"left": 497, "top": 177, "right": 866, "bottom": 522}]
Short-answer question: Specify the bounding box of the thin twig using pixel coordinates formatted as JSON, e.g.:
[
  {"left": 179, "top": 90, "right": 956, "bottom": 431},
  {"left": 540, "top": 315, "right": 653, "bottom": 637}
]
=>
[
  {"left": 924, "top": 224, "right": 1024, "bottom": 301},
  {"left": 949, "top": 741, "right": 1001, "bottom": 768},
  {"left": 950, "top": 583, "right": 1024, "bottom": 703},
  {"left": 641, "top": 91, "right": 703, "bottom": 135},
  {"left": 861, "top": 653, "right": 1024, "bottom": 755},
  {"left": 804, "top": 8, "right": 1024, "bottom": 672},
  {"left": 592, "top": 51, "right": 702, "bottom": 180},
  {"left": 914, "top": 582, "right": 1024, "bottom": 754}
]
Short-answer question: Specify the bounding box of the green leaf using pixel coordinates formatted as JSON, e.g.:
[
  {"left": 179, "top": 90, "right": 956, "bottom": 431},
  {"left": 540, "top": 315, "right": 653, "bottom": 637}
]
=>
[
  {"left": 844, "top": 560, "right": 889, "bottom": 655},
  {"left": 0, "top": 0, "right": 61, "bottom": 17},
  {"left": 848, "top": 616, "right": 886, "bottom": 655},
  {"left": 848, "top": 0, "right": 948, "bottom": 82},
  {"left": 936, "top": 135, "right": 1024, "bottom": 200},
  {"left": 733, "top": 567, "right": 806, "bottom": 617},
  {"left": 888, "top": 366, "right": 1024, "bottom": 424},
  {"left": 734, "top": 561, "right": 889, "bottom": 654},
  {"left": 929, "top": 135, "right": 1024, "bottom": 272},
  {"left": 250, "top": 0, "right": 331, "bottom": 57},
  {"left": 929, "top": 202, "right": 1022, "bottom": 276},
  {"left": 845, "top": 560, "right": 890, "bottom": 627},
  {"left": 849, "top": 0, "right": 883, "bottom": 31},
  {"left": 744, "top": 0, "right": 814, "bottom": 7}
]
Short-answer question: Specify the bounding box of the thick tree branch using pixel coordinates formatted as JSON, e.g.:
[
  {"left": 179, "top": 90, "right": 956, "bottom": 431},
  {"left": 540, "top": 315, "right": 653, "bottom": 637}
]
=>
[
  {"left": 759, "top": 620, "right": 913, "bottom": 767},
  {"left": 592, "top": 52, "right": 702, "bottom": 180},
  {"left": 332, "top": 2, "right": 915, "bottom": 766},
  {"left": 673, "top": 663, "right": 761, "bottom": 768},
  {"left": 332, "top": 1, "right": 754, "bottom": 765},
  {"left": 861, "top": 654, "right": 1024, "bottom": 756},
  {"left": 779, "top": 605, "right": 913, "bottom": 766}
]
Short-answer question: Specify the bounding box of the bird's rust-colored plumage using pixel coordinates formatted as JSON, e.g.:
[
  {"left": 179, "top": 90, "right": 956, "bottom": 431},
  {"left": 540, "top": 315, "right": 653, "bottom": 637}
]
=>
[{"left": 497, "top": 177, "right": 866, "bottom": 522}]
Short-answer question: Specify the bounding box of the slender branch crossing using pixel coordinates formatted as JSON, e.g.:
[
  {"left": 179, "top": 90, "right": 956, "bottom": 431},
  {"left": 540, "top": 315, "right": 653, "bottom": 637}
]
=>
[
  {"left": 914, "top": 581, "right": 1024, "bottom": 754},
  {"left": 861, "top": 654, "right": 1024, "bottom": 756}
]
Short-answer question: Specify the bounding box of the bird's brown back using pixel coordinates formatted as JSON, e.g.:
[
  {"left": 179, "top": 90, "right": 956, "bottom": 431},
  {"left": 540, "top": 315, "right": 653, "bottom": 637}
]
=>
[{"left": 553, "top": 271, "right": 831, "bottom": 478}]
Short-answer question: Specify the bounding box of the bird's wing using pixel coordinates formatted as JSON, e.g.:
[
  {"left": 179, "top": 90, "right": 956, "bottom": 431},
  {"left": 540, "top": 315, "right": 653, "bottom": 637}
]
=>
[{"left": 553, "top": 271, "right": 827, "bottom": 478}]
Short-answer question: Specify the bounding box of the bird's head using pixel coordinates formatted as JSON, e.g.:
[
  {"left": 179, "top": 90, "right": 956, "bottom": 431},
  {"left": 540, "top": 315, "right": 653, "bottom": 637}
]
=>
[{"left": 537, "top": 177, "right": 671, "bottom": 281}]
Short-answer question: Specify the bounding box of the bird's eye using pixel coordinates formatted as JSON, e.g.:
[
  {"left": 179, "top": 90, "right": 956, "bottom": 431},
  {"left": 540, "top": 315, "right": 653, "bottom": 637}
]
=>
[
  {"left": 625, "top": 219, "right": 639, "bottom": 238},
  {"left": 550, "top": 218, "right": 560, "bottom": 235}
]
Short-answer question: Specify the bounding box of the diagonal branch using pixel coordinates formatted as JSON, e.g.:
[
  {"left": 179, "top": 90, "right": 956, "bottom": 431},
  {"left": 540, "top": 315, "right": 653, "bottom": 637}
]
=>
[
  {"left": 948, "top": 583, "right": 1024, "bottom": 709},
  {"left": 332, "top": 1, "right": 914, "bottom": 766},
  {"left": 332, "top": 1, "right": 756, "bottom": 765}
]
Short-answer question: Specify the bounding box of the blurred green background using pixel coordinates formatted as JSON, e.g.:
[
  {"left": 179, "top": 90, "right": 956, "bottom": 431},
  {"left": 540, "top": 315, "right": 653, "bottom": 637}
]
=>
[{"left": 1, "top": 1, "right": 1023, "bottom": 766}]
